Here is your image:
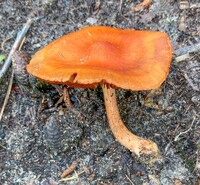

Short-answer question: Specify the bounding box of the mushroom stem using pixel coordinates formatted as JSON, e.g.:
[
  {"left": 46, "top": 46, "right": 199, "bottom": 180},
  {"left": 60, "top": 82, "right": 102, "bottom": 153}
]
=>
[{"left": 102, "top": 85, "right": 161, "bottom": 158}]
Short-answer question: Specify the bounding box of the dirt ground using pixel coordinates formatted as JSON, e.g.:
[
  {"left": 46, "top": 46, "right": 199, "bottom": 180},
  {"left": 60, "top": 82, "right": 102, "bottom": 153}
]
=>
[{"left": 0, "top": 0, "right": 200, "bottom": 184}]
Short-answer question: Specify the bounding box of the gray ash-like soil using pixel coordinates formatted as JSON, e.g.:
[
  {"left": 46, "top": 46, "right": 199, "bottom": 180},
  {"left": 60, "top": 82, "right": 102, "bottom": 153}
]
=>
[{"left": 0, "top": 0, "right": 200, "bottom": 184}]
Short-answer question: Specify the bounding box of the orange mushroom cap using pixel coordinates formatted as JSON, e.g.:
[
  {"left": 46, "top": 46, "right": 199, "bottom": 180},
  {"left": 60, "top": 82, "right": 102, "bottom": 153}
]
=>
[{"left": 27, "top": 26, "right": 172, "bottom": 90}]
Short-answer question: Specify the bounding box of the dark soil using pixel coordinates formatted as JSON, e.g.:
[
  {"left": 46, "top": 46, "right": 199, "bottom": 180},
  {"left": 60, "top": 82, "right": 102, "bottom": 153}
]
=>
[{"left": 0, "top": 0, "right": 199, "bottom": 184}]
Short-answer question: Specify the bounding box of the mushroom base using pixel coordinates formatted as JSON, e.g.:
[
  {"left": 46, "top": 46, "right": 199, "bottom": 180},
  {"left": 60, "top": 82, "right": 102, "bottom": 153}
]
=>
[{"left": 102, "top": 84, "right": 162, "bottom": 160}]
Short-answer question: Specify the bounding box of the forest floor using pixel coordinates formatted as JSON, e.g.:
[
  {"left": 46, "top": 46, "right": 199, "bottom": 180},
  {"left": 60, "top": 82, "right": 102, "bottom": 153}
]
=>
[{"left": 0, "top": 0, "right": 199, "bottom": 185}]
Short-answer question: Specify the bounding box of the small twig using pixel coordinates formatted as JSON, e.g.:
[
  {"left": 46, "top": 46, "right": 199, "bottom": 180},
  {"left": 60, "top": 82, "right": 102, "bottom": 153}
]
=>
[
  {"left": 174, "top": 116, "right": 196, "bottom": 142},
  {"left": 194, "top": 149, "right": 200, "bottom": 172},
  {"left": 179, "top": 2, "right": 200, "bottom": 10},
  {"left": 184, "top": 104, "right": 192, "bottom": 114},
  {"left": 53, "top": 85, "right": 85, "bottom": 120},
  {"left": 164, "top": 123, "right": 180, "bottom": 154},
  {"left": 82, "top": 166, "right": 90, "bottom": 174},
  {"left": 63, "top": 87, "right": 73, "bottom": 109},
  {"left": 0, "top": 71, "right": 14, "bottom": 121},
  {"left": 125, "top": 174, "right": 135, "bottom": 185},
  {"left": 0, "top": 13, "right": 36, "bottom": 120},
  {"left": 55, "top": 96, "right": 64, "bottom": 108},
  {"left": 52, "top": 84, "right": 64, "bottom": 96},
  {"left": 119, "top": 0, "right": 123, "bottom": 13},
  {"left": 184, "top": 73, "right": 199, "bottom": 92},
  {"left": 190, "top": 3, "right": 200, "bottom": 9},
  {"left": 174, "top": 42, "right": 200, "bottom": 56},
  {"left": 60, "top": 160, "right": 79, "bottom": 178},
  {"left": 0, "top": 143, "right": 7, "bottom": 149},
  {"left": 59, "top": 170, "right": 85, "bottom": 182},
  {"left": 0, "top": 17, "right": 33, "bottom": 81},
  {"left": 1, "top": 31, "right": 15, "bottom": 51},
  {"left": 175, "top": 53, "right": 190, "bottom": 62},
  {"left": 18, "top": 37, "right": 26, "bottom": 51},
  {"left": 174, "top": 42, "right": 200, "bottom": 62}
]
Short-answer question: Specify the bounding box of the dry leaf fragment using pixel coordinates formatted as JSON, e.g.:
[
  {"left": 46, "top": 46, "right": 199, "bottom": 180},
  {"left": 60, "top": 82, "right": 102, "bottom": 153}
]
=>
[
  {"left": 134, "top": 0, "right": 152, "bottom": 12},
  {"left": 143, "top": 89, "right": 162, "bottom": 110},
  {"left": 174, "top": 179, "right": 182, "bottom": 185},
  {"left": 83, "top": 166, "right": 90, "bottom": 174}
]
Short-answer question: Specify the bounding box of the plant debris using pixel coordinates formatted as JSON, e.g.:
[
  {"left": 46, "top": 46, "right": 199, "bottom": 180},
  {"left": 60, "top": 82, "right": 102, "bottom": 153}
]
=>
[{"left": 134, "top": 0, "right": 152, "bottom": 12}]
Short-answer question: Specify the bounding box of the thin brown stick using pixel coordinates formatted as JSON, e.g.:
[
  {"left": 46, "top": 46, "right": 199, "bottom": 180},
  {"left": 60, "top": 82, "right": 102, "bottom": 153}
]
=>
[
  {"left": 59, "top": 170, "right": 86, "bottom": 182},
  {"left": 52, "top": 84, "right": 64, "bottom": 95},
  {"left": 63, "top": 87, "right": 73, "bottom": 109},
  {"left": 125, "top": 174, "right": 135, "bottom": 185},
  {"left": 1, "top": 31, "right": 15, "bottom": 51},
  {"left": 0, "top": 71, "right": 14, "bottom": 121},
  {"left": 60, "top": 160, "right": 79, "bottom": 178},
  {"left": 18, "top": 37, "right": 26, "bottom": 51}
]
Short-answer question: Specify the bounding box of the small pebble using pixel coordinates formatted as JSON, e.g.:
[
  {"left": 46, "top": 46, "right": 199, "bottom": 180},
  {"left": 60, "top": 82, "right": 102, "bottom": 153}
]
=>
[
  {"left": 0, "top": 130, "right": 6, "bottom": 139},
  {"left": 178, "top": 16, "right": 186, "bottom": 32},
  {"left": 191, "top": 95, "right": 200, "bottom": 104},
  {"left": 86, "top": 17, "right": 97, "bottom": 25},
  {"left": 179, "top": 1, "right": 189, "bottom": 10},
  {"left": 58, "top": 109, "right": 64, "bottom": 115}
]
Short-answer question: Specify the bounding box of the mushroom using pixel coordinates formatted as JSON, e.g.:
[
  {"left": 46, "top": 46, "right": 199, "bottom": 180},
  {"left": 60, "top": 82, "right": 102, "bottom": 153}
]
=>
[{"left": 27, "top": 26, "right": 172, "bottom": 159}]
